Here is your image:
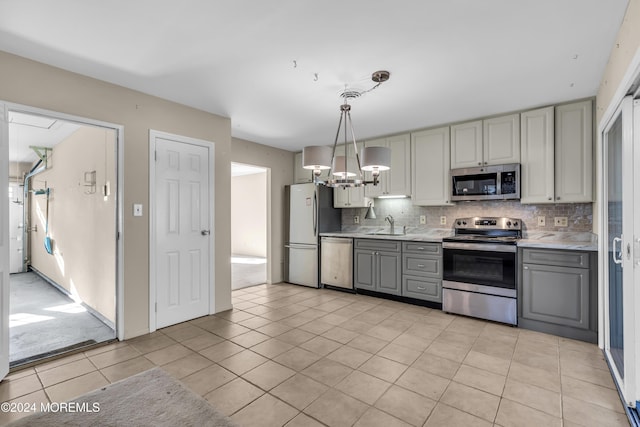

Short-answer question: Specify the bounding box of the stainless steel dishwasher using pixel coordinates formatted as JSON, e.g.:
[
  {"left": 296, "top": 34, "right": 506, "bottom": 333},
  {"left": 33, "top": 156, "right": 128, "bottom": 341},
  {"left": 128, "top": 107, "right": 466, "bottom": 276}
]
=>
[{"left": 320, "top": 237, "right": 353, "bottom": 290}]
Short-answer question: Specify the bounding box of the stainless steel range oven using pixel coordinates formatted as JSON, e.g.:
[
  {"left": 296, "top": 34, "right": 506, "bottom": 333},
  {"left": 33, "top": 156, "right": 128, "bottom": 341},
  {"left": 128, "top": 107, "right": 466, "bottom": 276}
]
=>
[{"left": 442, "top": 217, "right": 521, "bottom": 325}]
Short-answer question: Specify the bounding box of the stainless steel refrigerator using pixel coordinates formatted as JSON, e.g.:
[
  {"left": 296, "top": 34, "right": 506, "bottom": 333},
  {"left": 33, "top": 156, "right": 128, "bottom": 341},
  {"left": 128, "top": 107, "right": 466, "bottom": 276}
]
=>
[{"left": 284, "top": 183, "right": 341, "bottom": 287}]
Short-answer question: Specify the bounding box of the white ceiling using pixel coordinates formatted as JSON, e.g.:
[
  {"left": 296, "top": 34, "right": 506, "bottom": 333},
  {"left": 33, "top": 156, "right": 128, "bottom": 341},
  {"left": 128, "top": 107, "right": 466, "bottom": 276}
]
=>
[
  {"left": 9, "top": 112, "right": 80, "bottom": 164},
  {"left": 0, "top": 1, "right": 629, "bottom": 152}
]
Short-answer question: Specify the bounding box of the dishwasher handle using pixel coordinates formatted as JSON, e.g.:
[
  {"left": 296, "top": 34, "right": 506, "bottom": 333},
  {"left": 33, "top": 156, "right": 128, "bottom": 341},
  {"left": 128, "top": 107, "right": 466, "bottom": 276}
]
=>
[{"left": 321, "top": 237, "right": 353, "bottom": 244}]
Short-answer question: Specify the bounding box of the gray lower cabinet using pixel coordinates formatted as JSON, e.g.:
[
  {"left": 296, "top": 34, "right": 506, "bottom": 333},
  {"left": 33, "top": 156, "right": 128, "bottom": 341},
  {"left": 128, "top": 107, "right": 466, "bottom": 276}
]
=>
[
  {"left": 354, "top": 239, "right": 402, "bottom": 296},
  {"left": 401, "top": 242, "right": 442, "bottom": 303},
  {"left": 519, "top": 248, "right": 597, "bottom": 343}
]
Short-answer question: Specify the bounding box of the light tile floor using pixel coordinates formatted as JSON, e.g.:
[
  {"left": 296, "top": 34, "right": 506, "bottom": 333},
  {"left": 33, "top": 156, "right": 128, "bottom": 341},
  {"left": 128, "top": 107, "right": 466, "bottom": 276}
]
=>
[{"left": 0, "top": 283, "right": 631, "bottom": 427}]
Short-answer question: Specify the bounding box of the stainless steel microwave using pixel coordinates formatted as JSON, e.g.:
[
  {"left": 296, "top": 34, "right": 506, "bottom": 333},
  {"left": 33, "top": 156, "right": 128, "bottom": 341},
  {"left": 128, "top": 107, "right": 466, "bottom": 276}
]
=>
[{"left": 451, "top": 163, "right": 520, "bottom": 201}]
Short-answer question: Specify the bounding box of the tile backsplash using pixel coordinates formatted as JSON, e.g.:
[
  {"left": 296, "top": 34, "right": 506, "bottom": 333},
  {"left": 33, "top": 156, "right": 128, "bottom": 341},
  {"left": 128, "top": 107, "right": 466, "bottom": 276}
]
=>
[{"left": 342, "top": 198, "right": 593, "bottom": 233}]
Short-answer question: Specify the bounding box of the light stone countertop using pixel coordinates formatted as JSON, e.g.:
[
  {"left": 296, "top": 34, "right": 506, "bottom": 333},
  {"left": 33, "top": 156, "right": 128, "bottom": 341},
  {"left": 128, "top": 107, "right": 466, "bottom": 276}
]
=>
[
  {"left": 320, "top": 228, "right": 598, "bottom": 251},
  {"left": 518, "top": 231, "right": 598, "bottom": 252},
  {"left": 320, "top": 227, "right": 452, "bottom": 243}
]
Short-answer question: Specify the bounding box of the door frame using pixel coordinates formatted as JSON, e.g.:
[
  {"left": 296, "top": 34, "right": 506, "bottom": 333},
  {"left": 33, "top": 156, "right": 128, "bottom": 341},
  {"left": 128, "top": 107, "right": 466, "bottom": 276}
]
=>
[
  {"left": 148, "top": 130, "right": 215, "bottom": 333},
  {"left": 230, "top": 162, "right": 272, "bottom": 285},
  {"left": 0, "top": 101, "right": 125, "bottom": 348},
  {"left": 601, "top": 96, "right": 636, "bottom": 406},
  {"left": 597, "top": 47, "right": 640, "bottom": 408}
]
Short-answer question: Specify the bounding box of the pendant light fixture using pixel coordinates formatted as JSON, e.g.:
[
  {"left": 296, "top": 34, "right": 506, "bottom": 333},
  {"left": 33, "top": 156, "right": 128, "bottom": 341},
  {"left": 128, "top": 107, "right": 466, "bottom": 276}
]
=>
[{"left": 303, "top": 70, "right": 392, "bottom": 187}]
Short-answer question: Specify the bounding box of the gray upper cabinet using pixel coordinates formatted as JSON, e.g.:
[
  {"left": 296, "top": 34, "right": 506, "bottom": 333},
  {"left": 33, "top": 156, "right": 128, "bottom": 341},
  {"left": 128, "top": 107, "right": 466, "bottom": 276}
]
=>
[
  {"left": 555, "top": 100, "right": 593, "bottom": 203},
  {"left": 411, "top": 127, "right": 453, "bottom": 206},
  {"left": 451, "top": 120, "right": 483, "bottom": 168},
  {"left": 451, "top": 114, "right": 520, "bottom": 169},
  {"left": 520, "top": 106, "right": 555, "bottom": 203},
  {"left": 483, "top": 114, "right": 521, "bottom": 166},
  {"left": 520, "top": 100, "right": 593, "bottom": 204},
  {"left": 364, "top": 134, "right": 411, "bottom": 198}
]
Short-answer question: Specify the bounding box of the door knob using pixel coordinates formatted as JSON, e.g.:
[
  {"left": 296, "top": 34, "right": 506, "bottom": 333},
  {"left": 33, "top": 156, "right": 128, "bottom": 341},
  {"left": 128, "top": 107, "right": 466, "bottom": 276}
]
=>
[{"left": 201, "top": 230, "right": 210, "bottom": 236}]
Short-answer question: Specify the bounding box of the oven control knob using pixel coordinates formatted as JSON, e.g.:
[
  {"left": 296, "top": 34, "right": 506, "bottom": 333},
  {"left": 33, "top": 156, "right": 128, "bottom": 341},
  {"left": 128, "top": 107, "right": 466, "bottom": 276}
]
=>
[
  {"left": 462, "top": 221, "right": 467, "bottom": 225},
  {"left": 506, "top": 221, "right": 512, "bottom": 227},
  {"left": 457, "top": 221, "right": 461, "bottom": 226},
  {"left": 513, "top": 221, "right": 518, "bottom": 227}
]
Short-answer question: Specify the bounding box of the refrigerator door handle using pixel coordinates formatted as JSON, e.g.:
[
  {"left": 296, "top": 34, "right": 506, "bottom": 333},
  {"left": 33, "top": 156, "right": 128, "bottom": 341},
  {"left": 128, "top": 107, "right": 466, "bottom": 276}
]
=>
[
  {"left": 288, "top": 244, "right": 317, "bottom": 250},
  {"left": 313, "top": 190, "right": 318, "bottom": 236}
]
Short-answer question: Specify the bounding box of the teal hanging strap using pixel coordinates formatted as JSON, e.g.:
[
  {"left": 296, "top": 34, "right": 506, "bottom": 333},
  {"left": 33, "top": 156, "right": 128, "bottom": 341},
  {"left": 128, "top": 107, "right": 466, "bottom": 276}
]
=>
[{"left": 44, "top": 188, "right": 52, "bottom": 254}]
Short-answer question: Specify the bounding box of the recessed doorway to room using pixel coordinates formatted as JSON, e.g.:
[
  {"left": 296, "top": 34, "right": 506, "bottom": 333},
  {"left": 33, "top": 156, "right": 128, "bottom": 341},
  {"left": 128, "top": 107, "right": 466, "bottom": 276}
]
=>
[
  {"left": 7, "top": 109, "right": 118, "bottom": 367},
  {"left": 231, "top": 163, "right": 269, "bottom": 290}
]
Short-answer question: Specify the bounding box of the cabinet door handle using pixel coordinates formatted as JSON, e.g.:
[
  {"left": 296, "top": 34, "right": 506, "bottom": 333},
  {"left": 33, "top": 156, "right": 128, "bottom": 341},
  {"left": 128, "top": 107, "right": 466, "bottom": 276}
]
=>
[
  {"left": 523, "top": 266, "right": 529, "bottom": 269},
  {"left": 417, "top": 286, "right": 426, "bottom": 290},
  {"left": 478, "top": 162, "right": 482, "bottom": 166},
  {"left": 417, "top": 247, "right": 425, "bottom": 250},
  {"left": 548, "top": 197, "right": 552, "bottom": 201},
  {"left": 417, "top": 264, "right": 425, "bottom": 268}
]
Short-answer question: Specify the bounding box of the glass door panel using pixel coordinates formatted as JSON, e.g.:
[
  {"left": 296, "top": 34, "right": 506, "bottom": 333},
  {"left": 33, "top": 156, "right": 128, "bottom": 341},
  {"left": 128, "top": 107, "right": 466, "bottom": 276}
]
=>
[
  {"left": 603, "top": 95, "right": 637, "bottom": 408},
  {"left": 606, "top": 112, "right": 624, "bottom": 377}
]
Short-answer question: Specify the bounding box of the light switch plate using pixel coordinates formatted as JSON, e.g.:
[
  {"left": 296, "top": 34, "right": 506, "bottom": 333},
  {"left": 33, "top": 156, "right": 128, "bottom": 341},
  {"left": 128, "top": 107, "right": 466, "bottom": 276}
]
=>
[
  {"left": 440, "top": 216, "right": 447, "bottom": 225},
  {"left": 133, "top": 203, "right": 143, "bottom": 217},
  {"left": 354, "top": 215, "right": 360, "bottom": 224},
  {"left": 554, "top": 216, "right": 568, "bottom": 227},
  {"left": 419, "top": 215, "right": 426, "bottom": 224},
  {"left": 537, "top": 216, "right": 545, "bottom": 227}
]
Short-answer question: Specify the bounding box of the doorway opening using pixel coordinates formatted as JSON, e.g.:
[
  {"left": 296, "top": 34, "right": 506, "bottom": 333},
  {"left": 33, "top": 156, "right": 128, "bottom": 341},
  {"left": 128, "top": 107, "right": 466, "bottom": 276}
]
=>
[
  {"left": 231, "top": 163, "right": 269, "bottom": 290},
  {"left": 7, "top": 109, "right": 118, "bottom": 367}
]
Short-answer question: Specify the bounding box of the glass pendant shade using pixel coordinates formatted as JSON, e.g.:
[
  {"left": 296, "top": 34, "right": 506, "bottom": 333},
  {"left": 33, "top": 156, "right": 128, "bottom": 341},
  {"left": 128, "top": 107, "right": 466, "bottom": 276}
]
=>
[
  {"left": 302, "top": 145, "right": 332, "bottom": 170},
  {"left": 360, "top": 146, "right": 391, "bottom": 171}
]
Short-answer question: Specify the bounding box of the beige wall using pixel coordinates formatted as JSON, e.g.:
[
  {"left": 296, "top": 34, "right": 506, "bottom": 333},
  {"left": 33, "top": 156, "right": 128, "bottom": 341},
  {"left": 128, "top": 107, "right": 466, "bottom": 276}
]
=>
[
  {"left": 231, "top": 138, "right": 294, "bottom": 283},
  {"left": 29, "top": 126, "right": 116, "bottom": 323},
  {"left": 231, "top": 172, "right": 267, "bottom": 258},
  {"left": 0, "top": 50, "right": 232, "bottom": 339},
  {"left": 593, "top": 0, "right": 639, "bottom": 233},
  {"left": 596, "top": 0, "right": 640, "bottom": 123}
]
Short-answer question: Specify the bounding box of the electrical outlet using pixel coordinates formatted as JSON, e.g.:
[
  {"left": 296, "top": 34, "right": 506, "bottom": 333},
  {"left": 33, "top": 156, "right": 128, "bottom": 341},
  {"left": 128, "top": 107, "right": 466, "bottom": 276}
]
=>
[
  {"left": 440, "top": 216, "right": 447, "bottom": 225},
  {"left": 537, "top": 216, "right": 546, "bottom": 227},
  {"left": 554, "top": 216, "right": 568, "bottom": 227},
  {"left": 354, "top": 215, "right": 360, "bottom": 224},
  {"left": 419, "top": 215, "right": 426, "bottom": 224}
]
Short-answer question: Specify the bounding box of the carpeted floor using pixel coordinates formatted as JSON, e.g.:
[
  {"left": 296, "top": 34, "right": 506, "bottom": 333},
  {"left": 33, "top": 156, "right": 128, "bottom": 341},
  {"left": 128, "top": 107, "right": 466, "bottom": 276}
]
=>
[
  {"left": 231, "top": 255, "right": 267, "bottom": 290},
  {"left": 9, "top": 271, "right": 115, "bottom": 364},
  {"left": 7, "top": 368, "right": 238, "bottom": 427}
]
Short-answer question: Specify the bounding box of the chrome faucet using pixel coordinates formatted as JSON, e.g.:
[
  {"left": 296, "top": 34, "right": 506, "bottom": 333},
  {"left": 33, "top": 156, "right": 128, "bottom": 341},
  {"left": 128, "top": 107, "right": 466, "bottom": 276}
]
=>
[{"left": 385, "top": 215, "right": 395, "bottom": 234}]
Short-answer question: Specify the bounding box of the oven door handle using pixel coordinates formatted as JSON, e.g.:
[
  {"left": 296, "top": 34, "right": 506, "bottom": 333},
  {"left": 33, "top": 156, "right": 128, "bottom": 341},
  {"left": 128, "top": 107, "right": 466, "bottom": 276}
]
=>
[{"left": 442, "top": 241, "right": 517, "bottom": 253}]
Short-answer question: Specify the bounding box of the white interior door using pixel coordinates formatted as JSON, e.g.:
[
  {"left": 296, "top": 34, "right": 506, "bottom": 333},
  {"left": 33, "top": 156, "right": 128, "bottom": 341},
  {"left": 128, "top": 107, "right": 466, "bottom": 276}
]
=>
[
  {"left": 152, "top": 133, "right": 212, "bottom": 329},
  {"left": 602, "top": 96, "right": 637, "bottom": 407},
  {"left": 1, "top": 104, "right": 9, "bottom": 380}
]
